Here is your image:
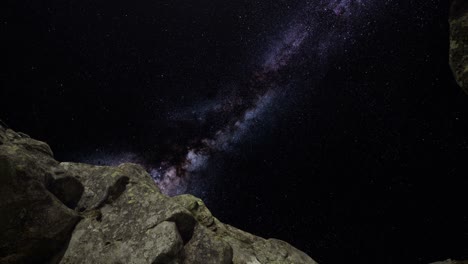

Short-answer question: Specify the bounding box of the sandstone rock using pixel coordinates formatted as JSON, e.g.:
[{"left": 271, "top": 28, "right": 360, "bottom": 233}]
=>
[
  {"left": 0, "top": 127, "right": 317, "bottom": 263},
  {"left": 449, "top": 0, "right": 468, "bottom": 92}
]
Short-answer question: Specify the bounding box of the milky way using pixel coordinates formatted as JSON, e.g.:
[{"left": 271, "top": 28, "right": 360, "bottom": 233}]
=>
[
  {"left": 148, "top": 0, "right": 381, "bottom": 196},
  {"left": 82, "top": 0, "right": 382, "bottom": 196}
]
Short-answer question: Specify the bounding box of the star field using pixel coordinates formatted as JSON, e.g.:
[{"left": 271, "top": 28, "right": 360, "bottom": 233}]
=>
[{"left": 1, "top": 0, "right": 467, "bottom": 263}]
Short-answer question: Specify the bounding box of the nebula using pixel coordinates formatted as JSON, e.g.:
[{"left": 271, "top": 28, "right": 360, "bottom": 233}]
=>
[
  {"left": 151, "top": 90, "right": 277, "bottom": 196},
  {"left": 327, "top": 0, "right": 365, "bottom": 16},
  {"left": 149, "top": 0, "right": 377, "bottom": 196},
  {"left": 79, "top": 0, "right": 379, "bottom": 196},
  {"left": 262, "top": 25, "right": 309, "bottom": 73}
]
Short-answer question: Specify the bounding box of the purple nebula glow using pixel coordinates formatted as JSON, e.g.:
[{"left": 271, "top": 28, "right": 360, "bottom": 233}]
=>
[{"left": 81, "top": 0, "right": 383, "bottom": 196}]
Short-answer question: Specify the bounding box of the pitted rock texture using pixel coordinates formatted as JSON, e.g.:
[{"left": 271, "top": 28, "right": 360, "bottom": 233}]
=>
[
  {"left": 449, "top": 0, "right": 468, "bottom": 92},
  {"left": 0, "top": 126, "right": 317, "bottom": 264},
  {"left": 0, "top": 129, "right": 80, "bottom": 264}
]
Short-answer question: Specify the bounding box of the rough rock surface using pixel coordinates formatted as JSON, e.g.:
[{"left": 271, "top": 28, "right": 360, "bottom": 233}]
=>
[
  {"left": 0, "top": 126, "right": 317, "bottom": 264},
  {"left": 430, "top": 260, "right": 468, "bottom": 264},
  {"left": 449, "top": 0, "right": 468, "bottom": 92},
  {"left": 0, "top": 128, "right": 80, "bottom": 263}
]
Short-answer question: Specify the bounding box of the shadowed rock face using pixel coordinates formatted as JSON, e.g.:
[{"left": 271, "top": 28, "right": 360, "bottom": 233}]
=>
[
  {"left": 449, "top": 0, "right": 468, "bottom": 92},
  {"left": 0, "top": 129, "right": 80, "bottom": 263},
  {"left": 0, "top": 126, "right": 317, "bottom": 264}
]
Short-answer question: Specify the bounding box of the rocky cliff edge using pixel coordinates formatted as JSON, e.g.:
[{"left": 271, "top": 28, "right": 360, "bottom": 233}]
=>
[{"left": 0, "top": 126, "right": 317, "bottom": 264}]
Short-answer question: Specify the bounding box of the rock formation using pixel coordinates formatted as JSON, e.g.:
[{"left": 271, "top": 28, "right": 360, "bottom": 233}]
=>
[
  {"left": 449, "top": 0, "right": 468, "bottom": 92},
  {"left": 430, "top": 260, "right": 468, "bottom": 264},
  {"left": 2, "top": 4, "right": 467, "bottom": 262},
  {"left": 430, "top": 6, "right": 468, "bottom": 264},
  {"left": 0, "top": 126, "right": 317, "bottom": 264}
]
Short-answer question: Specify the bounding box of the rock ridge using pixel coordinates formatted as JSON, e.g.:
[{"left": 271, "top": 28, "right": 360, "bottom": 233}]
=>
[{"left": 0, "top": 126, "right": 317, "bottom": 264}]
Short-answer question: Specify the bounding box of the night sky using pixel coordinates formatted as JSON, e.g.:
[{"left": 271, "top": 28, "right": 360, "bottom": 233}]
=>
[{"left": 2, "top": 0, "right": 468, "bottom": 263}]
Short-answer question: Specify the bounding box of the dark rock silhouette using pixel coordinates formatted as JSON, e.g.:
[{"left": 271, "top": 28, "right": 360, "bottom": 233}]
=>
[{"left": 449, "top": 0, "right": 468, "bottom": 92}]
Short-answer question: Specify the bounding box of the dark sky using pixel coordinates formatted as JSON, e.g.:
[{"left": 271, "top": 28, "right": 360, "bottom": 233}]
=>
[{"left": 2, "top": 0, "right": 468, "bottom": 263}]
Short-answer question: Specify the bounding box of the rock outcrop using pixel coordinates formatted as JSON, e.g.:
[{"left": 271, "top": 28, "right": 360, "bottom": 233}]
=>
[
  {"left": 449, "top": 0, "right": 468, "bottom": 92},
  {"left": 430, "top": 260, "right": 468, "bottom": 264},
  {"left": 0, "top": 126, "right": 317, "bottom": 264}
]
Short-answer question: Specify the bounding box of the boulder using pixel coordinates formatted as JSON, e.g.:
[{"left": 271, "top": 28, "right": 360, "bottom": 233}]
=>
[
  {"left": 449, "top": 0, "right": 468, "bottom": 92},
  {"left": 59, "top": 163, "right": 195, "bottom": 263},
  {"left": 0, "top": 127, "right": 317, "bottom": 263},
  {"left": 0, "top": 127, "right": 80, "bottom": 263}
]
